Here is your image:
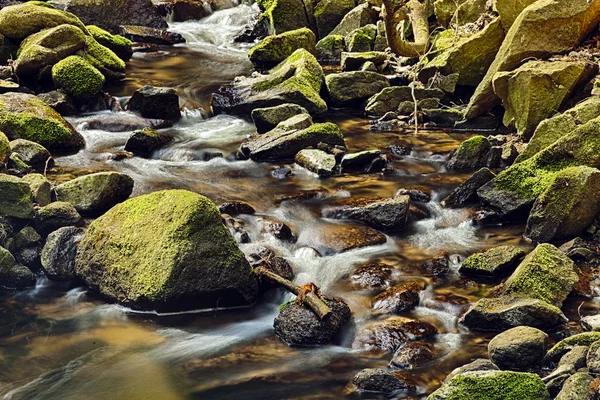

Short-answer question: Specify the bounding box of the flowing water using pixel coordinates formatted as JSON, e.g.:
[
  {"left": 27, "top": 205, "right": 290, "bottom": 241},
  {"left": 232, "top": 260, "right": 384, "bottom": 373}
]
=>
[{"left": 2, "top": 5, "right": 599, "bottom": 400}]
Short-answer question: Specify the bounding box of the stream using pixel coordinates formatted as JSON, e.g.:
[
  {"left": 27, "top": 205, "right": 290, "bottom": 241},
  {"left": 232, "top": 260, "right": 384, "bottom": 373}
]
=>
[{"left": 1, "top": 4, "right": 599, "bottom": 400}]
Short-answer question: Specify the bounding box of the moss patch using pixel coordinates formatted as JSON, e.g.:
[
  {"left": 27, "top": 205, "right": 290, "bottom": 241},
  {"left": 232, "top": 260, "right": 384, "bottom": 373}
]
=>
[
  {"left": 0, "top": 2, "right": 87, "bottom": 40},
  {"left": 52, "top": 55, "right": 105, "bottom": 101}
]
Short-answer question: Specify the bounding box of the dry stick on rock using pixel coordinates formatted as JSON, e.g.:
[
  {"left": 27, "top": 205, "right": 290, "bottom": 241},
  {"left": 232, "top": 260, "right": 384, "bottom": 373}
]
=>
[{"left": 254, "top": 266, "right": 333, "bottom": 320}]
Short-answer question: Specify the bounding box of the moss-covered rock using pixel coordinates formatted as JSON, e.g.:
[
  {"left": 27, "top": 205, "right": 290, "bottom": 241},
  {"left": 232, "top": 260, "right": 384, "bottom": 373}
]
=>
[
  {"left": 0, "top": 92, "right": 84, "bottom": 152},
  {"left": 55, "top": 172, "right": 134, "bottom": 216},
  {"left": 459, "top": 245, "right": 525, "bottom": 277},
  {"left": 525, "top": 167, "right": 600, "bottom": 243},
  {"left": 434, "top": 0, "right": 468, "bottom": 27},
  {"left": 10, "top": 140, "right": 53, "bottom": 172},
  {"left": 345, "top": 24, "right": 376, "bottom": 52},
  {"left": 295, "top": 148, "right": 336, "bottom": 177},
  {"left": 0, "top": 245, "right": 15, "bottom": 274},
  {"left": 14, "top": 24, "right": 87, "bottom": 79},
  {"left": 0, "top": 131, "right": 9, "bottom": 169},
  {"left": 329, "top": 3, "right": 377, "bottom": 36},
  {"left": 241, "top": 122, "right": 345, "bottom": 161},
  {"left": 488, "top": 326, "right": 548, "bottom": 371},
  {"left": 447, "top": 135, "right": 491, "bottom": 170},
  {"left": 465, "top": 0, "right": 600, "bottom": 120},
  {"left": 35, "top": 201, "right": 84, "bottom": 237},
  {"left": 315, "top": 34, "right": 345, "bottom": 64},
  {"left": 364, "top": 86, "right": 445, "bottom": 116},
  {"left": 493, "top": 60, "right": 597, "bottom": 138},
  {"left": 546, "top": 332, "right": 600, "bottom": 362},
  {"left": 212, "top": 49, "right": 327, "bottom": 115},
  {"left": 75, "top": 189, "right": 259, "bottom": 311},
  {"left": 252, "top": 103, "right": 309, "bottom": 134},
  {"left": 517, "top": 96, "right": 600, "bottom": 163},
  {"left": 325, "top": 71, "right": 389, "bottom": 106},
  {"left": 314, "top": 0, "right": 355, "bottom": 38},
  {"left": 428, "top": 370, "right": 549, "bottom": 400},
  {"left": 502, "top": 243, "right": 577, "bottom": 307},
  {"left": 21, "top": 173, "right": 52, "bottom": 207},
  {"left": 0, "top": 2, "right": 87, "bottom": 40},
  {"left": 256, "top": 0, "right": 311, "bottom": 36},
  {"left": 248, "top": 27, "right": 316, "bottom": 69},
  {"left": 86, "top": 25, "right": 133, "bottom": 62},
  {"left": 493, "top": 0, "right": 538, "bottom": 30},
  {"left": 52, "top": 55, "right": 105, "bottom": 102},
  {"left": 84, "top": 35, "right": 127, "bottom": 81},
  {"left": 555, "top": 372, "right": 594, "bottom": 400},
  {"left": 341, "top": 51, "right": 388, "bottom": 71},
  {"left": 0, "top": 174, "right": 34, "bottom": 219},
  {"left": 420, "top": 19, "right": 505, "bottom": 87}
]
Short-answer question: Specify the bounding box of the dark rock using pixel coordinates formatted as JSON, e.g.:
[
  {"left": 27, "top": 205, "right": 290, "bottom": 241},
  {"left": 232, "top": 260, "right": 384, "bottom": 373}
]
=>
[
  {"left": 263, "top": 219, "right": 295, "bottom": 242},
  {"left": 119, "top": 25, "right": 185, "bottom": 45},
  {"left": 340, "top": 150, "right": 382, "bottom": 171},
  {"left": 453, "top": 115, "right": 501, "bottom": 132},
  {"left": 350, "top": 368, "right": 415, "bottom": 395},
  {"left": 488, "top": 326, "right": 548, "bottom": 371},
  {"left": 12, "top": 226, "right": 40, "bottom": 251},
  {"left": 325, "top": 71, "right": 389, "bottom": 107},
  {"left": 37, "top": 91, "right": 76, "bottom": 116},
  {"left": 422, "top": 252, "right": 451, "bottom": 276},
  {"left": 388, "top": 144, "right": 411, "bottom": 157},
  {"left": 274, "top": 297, "right": 351, "bottom": 346},
  {"left": 15, "top": 245, "right": 42, "bottom": 272},
  {"left": 371, "top": 280, "right": 424, "bottom": 314},
  {"left": 323, "top": 196, "right": 410, "bottom": 234},
  {"left": 219, "top": 201, "right": 256, "bottom": 216},
  {"left": 443, "top": 168, "right": 496, "bottom": 208},
  {"left": 9, "top": 140, "right": 53, "bottom": 171},
  {"left": 41, "top": 226, "right": 84, "bottom": 281},
  {"left": 314, "top": 223, "right": 387, "bottom": 254},
  {"left": 390, "top": 341, "right": 436, "bottom": 370},
  {"left": 0, "top": 264, "right": 35, "bottom": 289},
  {"left": 124, "top": 127, "right": 173, "bottom": 157},
  {"left": 272, "top": 167, "right": 292, "bottom": 178},
  {"left": 158, "top": 0, "right": 209, "bottom": 22},
  {"left": 35, "top": 201, "right": 84, "bottom": 237},
  {"left": 128, "top": 86, "right": 181, "bottom": 120},
  {"left": 350, "top": 263, "right": 394, "bottom": 289},
  {"left": 447, "top": 135, "right": 492, "bottom": 170},
  {"left": 396, "top": 188, "right": 431, "bottom": 203},
  {"left": 352, "top": 316, "right": 438, "bottom": 352},
  {"left": 445, "top": 359, "right": 499, "bottom": 382}
]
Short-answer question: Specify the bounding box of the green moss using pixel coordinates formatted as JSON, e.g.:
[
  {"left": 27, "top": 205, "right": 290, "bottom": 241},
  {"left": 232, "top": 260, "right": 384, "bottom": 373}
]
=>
[
  {"left": 318, "top": 34, "right": 344, "bottom": 47},
  {"left": 83, "top": 35, "right": 126, "bottom": 80},
  {"left": 455, "top": 135, "right": 490, "bottom": 158},
  {"left": 546, "top": 332, "right": 600, "bottom": 361},
  {"left": 52, "top": 55, "right": 105, "bottom": 101},
  {"left": 248, "top": 27, "right": 316, "bottom": 66},
  {"left": 278, "top": 299, "right": 294, "bottom": 311},
  {"left": 460, "top": 246, "right": 525, "bottom": 275},
  {"left": 86, "top": 25, "right": 132, "bottom": 62},
  {"left": 298, "top": 122, "right": 343, "bottom": 140},
  {"left": 0, "top": 131, "right": 9, "bottom": 167}
]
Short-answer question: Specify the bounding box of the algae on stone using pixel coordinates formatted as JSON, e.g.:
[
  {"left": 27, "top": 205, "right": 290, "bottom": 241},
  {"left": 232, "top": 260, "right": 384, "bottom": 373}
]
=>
[
  {"left": 248, "top": 27, "right": 316, "bottom": 68},
  {"left": 0, "top": 174, "right": 34, "bottom": 219},
  {"left": 52, "top": 55, "right": 105, "bottom": 102},
  {"left": 86, "top": 25, "right": 133, "bottom": 62},
  {"left": 0, "top": 2, "right": 87, "bottom": 40}
]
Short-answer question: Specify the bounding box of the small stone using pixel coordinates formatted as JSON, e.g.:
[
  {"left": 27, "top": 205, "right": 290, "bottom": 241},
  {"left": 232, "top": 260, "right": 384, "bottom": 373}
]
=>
[
  {"left": 558, "top": 346, "right": 589, "bottom": 370},
  {"left": 219, "top": 201, "right": 256, "bottom": 216},
  {"left": 581, "top": 315, "right": 600, "bottom": 332},
  {"left": 350, "top": 263, "right": 394, "bottom": 289},
  {"left": 0, "top": 264, "right": 35, "bottom": 289},
  {"left": 21, "top": 173, "right": 52, "bottom": 206},
  {"left": 12, "top": 226, "right": 41, "bottom": 251},
  {"left": 352, "top": 316, "right": 438, "bottom": 352},
  {"left": 323, "top": 196, "right": 410, "bottom": 234},
  {"left": 128, "top": 85, "right": 181, "bottom": 120},
  {"left": 442, "top": 167, "right": 495, "bottom": 208},
  {"left": 488, "top": 326, "right": 548, "bottom": 371},
  {"left": 295, "top": 149, "right": 336, "bottom": 177},
  {"left": 350, "top": 368, "right": 415, "bottom": 395},
  {"left": 9, "top": 140, "right": 53, "bottom": 171},
  {"left": 371, "top": 280, "right": 424, "bottom": 314},
  {"left": 459, "top": 246, "right": 525, "bottom": 277},
  {"left": 422, "top": 252, "right": 451, "bottom": 276},
  {"left": 124, "top": 127, "right": 173, "bottom": 158},
  {"left": 263, "top": 219, "right": 295, "bottom": 242},
  {"left": 390, "top": 341, "right": 436, "bottom": 370},
  {"left": 35, "top": 201, "right": 84, "bottom": 237}
]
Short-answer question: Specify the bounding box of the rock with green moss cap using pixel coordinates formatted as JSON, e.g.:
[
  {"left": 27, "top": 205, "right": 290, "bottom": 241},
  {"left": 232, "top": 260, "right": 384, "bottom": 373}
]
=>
[
  {"left": 517, "top": 96, "right": 600, "bottom": 163},
  {"left": 10, "top": 140, "right": 53, "bottom": 172},
  {"left": 86, "top": 25, "right": 133, "bottom": 62},
  {"left": 465, "top": 0, "right": 600, "bottom": 120},
  {"left": 0, "top": 131, "right": 8, "bottom": 169},
  {"left": 314, "top": 0, "right": 355, "bottom": 38},
  {"left": 493, "top": 60, "right": 597, "bottom": 139},
  {"left": 0, "top": 174, "right": 34, "bottom": 219},
  {"left": 0, "top": 245, "right": 15, "bottom": 273},
  {"left": 365, "top": 86, "right": 445, "bottom": 116},
  {"left": 459, "top": 245, "right": 525, "bottom": 277},
  {"left": 460, "top": 296, "right": 567, "bottom": 331},
  {"left": 255, "top": 0, "right": 311, "bottom": 36},
  {"left": 477, "top": 117, "right": 600, "bottom": 219},
  {"left": 0, "top": 92, "right": 84, "bottom": 152},
  {"left": 241, "top": 122, "right": 345, "bottom": 161},
  {"left": 83, "top": 35, "right": 127, "bottom": 81},
  {"left": 276, "top": 113, "right": 313, "bottom": 131},
  {"left": 525, "top": 167, "right": 600, "bottom": 243},
  {"left": 433, "top": 0, "right": 468, "bottom": 27},
  {"left": 316, "top": 34, "right": 345, "bottom": 64},
  {"left": 252, "top": 103, "right": 309, "bottom": 134},
  {"left": 248, "top": 27, "right": 316, "bottom": 69},
  {"left": 325, "top": 71, "right": 389, "bottom": 106},
  {"left": 14, "top": 24, "right": 87, "bottom": 79},
  {"left": 420, "top": 19, "right": 505, "bottom": 87},
  {"left": 52, "top": 55, "right": 105, "bottom": 103},
  {"left": 35, "top": 201, "right": 83, "bottom": 236},
  {"left": 555, "top": 372, "right": 594, "bottom": 400},
  {"left": 21, "top": 174, "right": 52, "bottom": 206},
  {"left": 545, "top": 332, "right": 600, "bottom": 362},
  {"left": 295, "top": 149, "right": 336, "bottom": 177},
  {"left": 55, "top": 172, "right": 134, "bottom": 216},
  {"left": 0, "top": 2, "right": 87, "bottom": 40},
  {"left": 341, "top": 51, "right": 388, "bottom": 71},
  {"left": 212, "top": 49, "right": 327, "bottom": 115},
  {"left": 502, "top": 243, "right": 577, "bottom": 307},
  {"left": 75, "top": 189, "right": 259, "bottom": 311},
  {"left": 345, "top": 24, "right": 376, "bottom": 52},
  {"left": 428, "top": 370, "right": 549, "bottom": 400},
  {"left": 447, "top": 135, "right": 491, "bottom": 170}
]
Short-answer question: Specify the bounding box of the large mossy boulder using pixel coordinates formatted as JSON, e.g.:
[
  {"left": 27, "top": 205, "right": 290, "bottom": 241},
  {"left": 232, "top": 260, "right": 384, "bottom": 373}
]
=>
[
  {"left": 0, "top": 2, "right": 87, "bottom": 40},
  {"left": 525, "top": 167, "right": 600, "bottom": 243},
  {"left": 241, "top": 122, "right": 345, "bottom": 161},
  {"left": 255, "top": 0, "right": 311, "bottom": 36},
  {"left": 420, "top": 19, "right": 505, "bottom": 87},
  {"left": 314, "top": 0, "right": 355, "bottom": 38},
  {"left": 52, "top": 55, "right": 105, "bottom": 102},
  {"left": 14, "top": 23, "right": 87, "bottom": 79},
  {"left": 212, "top": 49, "right": 327, "bottom": 115},
  {"left": 75, "top": 189, "right": 259, "bottom": 311},
  {"left": 0, "top": 92, "right": 84, "bottom": 152},
  {"left": 0, "top": 174, "right": 34, "bottom": 219},
  {"left": 325, "top": 71, "right": 389, "bottom": 106},
  {"left": 502, "top": 243, "right": 577, "bottom": 308},
  {"left": 465, "top": 0, "right": 600, "bottom": 120},
  {"left": 427, "top": 370, "right": 549, "bottom": 400},
  {"left": 477, "top": 117, "right": 600, "bottom": 219},
  {"left": 248, "top": 28, "right": 316, "bottom": 69},
  {"left": 86, "top": 25, "right": 133, "bottom": 62},
  {"left": 488, "top": 326, "right": 548, "bottom": 371},
  {"left": 56, "top": 0, "right": 167, "bottom": 32},
  {"left": 493, "top": 60, "right": 597, "bottom": 138},
  {"left": 55, "top": 172, "right": 134, "bottom": 216}
]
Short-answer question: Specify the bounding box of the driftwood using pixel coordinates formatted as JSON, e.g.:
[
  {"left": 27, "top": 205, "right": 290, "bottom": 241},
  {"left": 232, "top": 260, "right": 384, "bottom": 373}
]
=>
[
  {"left": 254, "top": 266, "right": 332, "bottom": 320},
  {"left": 382, "top": 0, "right": 430, "bottom": 57}
]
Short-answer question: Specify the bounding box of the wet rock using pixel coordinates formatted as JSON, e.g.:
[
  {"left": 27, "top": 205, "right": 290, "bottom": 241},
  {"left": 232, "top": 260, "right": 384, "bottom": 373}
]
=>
[
  {"left": 422, "top": 252, "right": 451, "bottom": 276},
  {"left": 444, "top": 359, "right": 499, "bottom": 382},
  {"left": 556, "top": 372, "right": 595, "bottom": 400},
  {"left": 365, "top": 86, "right": 445, "bottom": 117},
  {"left": 341, "top": 51, "right": 388, "bottom": 72},
  {"left": 442, "top": 168, "right": 495, "bottom": 208},
  {"left": 0, "top": 131, "right": 8, "bottom": 169},
  {"left": 248, "top": 27, "right": 316, "bottom": 69},
  {"left": 350, "top": 263, "right": 393, "bottom": 289},
  {"left": 396, "top": 188, "right": 431, "bottom": 203},
  {"left": 263, "top": 219, "right": 295, "bottom": 242},
  {"left": 352, "top": 316, "right": 438, "bottom": 352},
  {"left": 323, "top": 196, "right": 409, "bottom": 234},
  {"left": 76, "top": 190, "right": 258, "bottom": 311},
  {"left": 222, "top": 213, "right": 250, "bottom": 244},
  {"left": 124, "top": 127, "right": 173, "bottom": 158},
  {"left": 35, "top": 201, "right": 84, "bottom": 237},
  {"left": 315, "top": 34, "right": 345, "bottom": 65},
  {"left": 55, "top": 172, "right": 134, "bottom": 216},
  {"left": 219, "top": 201, "right": 256, "bottom": 216},
  {"left": 459, "top": 245, "right": 525, "bottom": 277},
  {"left": 10, "top": 140, "right": 53, "bottom": 172},
  {"left": 429, "top": 370, "right": 549, "bottom": 400},
  {"left": 325, "top": 71, "right": 389, "bottom": 107},
  {"left": 460, "top": 296, "right": 567, "bottom": 332},
  {"left": 494, "top": 60, "right": 597, "bottom": 138},
  {"left": 581, "top": 315, "right": 600, "bottom": 332},
  {"left": 272, "top": 167, "right": 292, "bottom": 178},
  {"left": 0, "top": 93, "right": 84, "bottom": 152},
  {"left": 0, "top": 174, "right": 34, "bottom": 219},
  {"left": 41, "top": 226, "right": 83, "bottom": 281},
  {"left": 423, "top": 108, "right": 464, "bottom": 127},
  {"left": 83, "top": 113, "right": 173, "bottom": 132},
  {"left": 249, "top": 248, "right": 294, "bottom": 285},
  {"left": 274, "top": 297, "right": 351, "bottom": 346},
  {"left": 488, "top": 326, "right": 548, "bottom": 371},
  {"left": 372, "top": 280, "right": 424, "bottom": 314},
  {"left": 128, "top": 86, "right": 181, "bottom": 121},
  {"left": 251, "top": 104, "right": 309, "bottom": 134},
  {"left": 313, "top": 0, "right": 355, "bottom": 38},
  {"left": 0, "top": 264, "right": 36, "bottom": 290},
  {"left": 586, "top": 340, "right": 600, "bottom": 374},
  {"left": 241, "top": 122, "right": 345, "bottom": 162},
  {"left": 340, "top": 150, "right": 382, "bottom": 172},
  {"left": 119, "top": 25, "right": 185, "bottom": 45},
  {"left": 12, "top": 227, "right": 41, "bottom": 251},
  {"left": 212, "top": 49, "right": 327, "bottom": 116},
  {"left": 295, "top": 149, "right": 336, "bottom": 177},
  {"left": 87, "top": 25, "right": 133, "bottom": 62},
  {"left": 0, "top": 2, "right": 86, "bottom": 40},
  {"left": 447, "top": 135, "right": 491, "bottom": 170},
  {"left": 390, "top": 341, "right": 436, "bottom": 370},
  {"left": 546, "top": 332, "right": 600, "bottom": 363},
  {"left": 314, "top": 223, "right": 387, "bottom": 254},
  {"left": 350, "top": 368, "right": 415, "bottom": 395},
  {"left": 158, "top": 0, "right": 209, "bottom": 22}
]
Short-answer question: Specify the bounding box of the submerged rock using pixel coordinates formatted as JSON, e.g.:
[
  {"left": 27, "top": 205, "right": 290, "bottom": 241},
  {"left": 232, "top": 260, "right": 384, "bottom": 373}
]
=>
[
  {"left": 371, "top": 280, "right": 424, "bottom": 314},
  {"left": 391, "top": 341, "right": 436, "bottom": 370},
  {"left": 352, "top": 316, "right": 438, "bottom": 352},
  {"left": 274, "top": 297, "right": 351, "bottom": 346},
  {"left": 350, "top": 263, "right": 394, "bottom": 289},
  {"left": 488, "top": 326, "right": 548, "bottom": 371},
  {"left": 124, "top": 127, "right": 173, "bottom": 158},
  {"left": 323, "top": 196, "right": 409, "bottom": 234},
  {"left": 75, "top": 189, "right": 259, "bottom": 312}
]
